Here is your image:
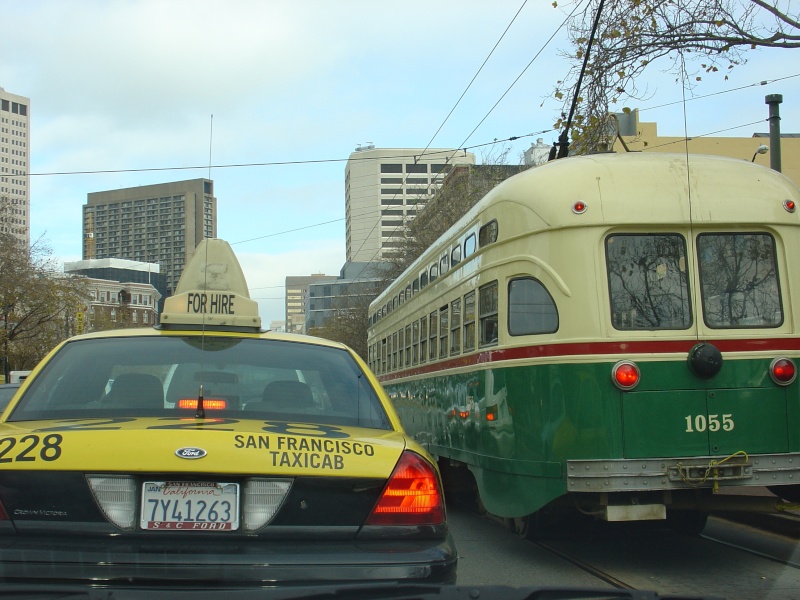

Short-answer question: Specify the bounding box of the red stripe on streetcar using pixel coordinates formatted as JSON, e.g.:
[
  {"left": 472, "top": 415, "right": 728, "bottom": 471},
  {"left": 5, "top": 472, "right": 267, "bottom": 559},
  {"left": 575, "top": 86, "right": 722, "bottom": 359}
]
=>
[{"left": 378, "top": 338, "right": 800, "bottom": 382}]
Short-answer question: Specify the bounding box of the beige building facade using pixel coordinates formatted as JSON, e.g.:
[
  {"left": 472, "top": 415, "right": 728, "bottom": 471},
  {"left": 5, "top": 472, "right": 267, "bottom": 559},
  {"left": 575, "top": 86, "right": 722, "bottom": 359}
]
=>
[
  {"left": 345, "top": 146, "right": 476, "bottom": 263},
  {"left": 612, "top": 110, "right": 800, "bottom": 187},
  {"left": 0, "top": 87, "right": 30, "bottom": 246}
]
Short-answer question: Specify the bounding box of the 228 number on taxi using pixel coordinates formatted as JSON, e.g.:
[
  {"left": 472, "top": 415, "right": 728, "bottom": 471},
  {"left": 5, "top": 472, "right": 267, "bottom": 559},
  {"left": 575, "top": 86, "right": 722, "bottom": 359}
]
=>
[
  {"left": 684, "top": 413, "right": 734, "bottom": 433},
  {"left": 0, "top": 434, "right": 63, "bottom": 462}
]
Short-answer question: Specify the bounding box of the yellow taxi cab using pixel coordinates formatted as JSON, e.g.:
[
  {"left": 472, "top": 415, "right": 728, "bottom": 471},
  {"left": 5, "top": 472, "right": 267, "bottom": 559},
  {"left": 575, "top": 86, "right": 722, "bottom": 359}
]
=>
[{"left": 0, "top": 239, "right": 456, "bottom": 586}]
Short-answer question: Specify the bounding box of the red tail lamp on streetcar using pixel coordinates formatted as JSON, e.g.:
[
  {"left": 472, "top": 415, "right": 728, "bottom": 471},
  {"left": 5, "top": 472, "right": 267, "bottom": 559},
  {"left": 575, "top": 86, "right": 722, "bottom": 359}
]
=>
[
  {"left": 612, "top": 361, "right": 640, "bottom": 390},
  {"left": 770, "top": 357, "right": 797, "bottom": 386}
]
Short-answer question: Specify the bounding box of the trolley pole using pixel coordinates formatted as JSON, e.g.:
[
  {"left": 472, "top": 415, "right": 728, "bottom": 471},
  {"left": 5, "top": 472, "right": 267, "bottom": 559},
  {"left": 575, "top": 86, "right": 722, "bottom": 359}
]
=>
[{"left": 765, "top": 94, "right": 783, "bottom": 173}]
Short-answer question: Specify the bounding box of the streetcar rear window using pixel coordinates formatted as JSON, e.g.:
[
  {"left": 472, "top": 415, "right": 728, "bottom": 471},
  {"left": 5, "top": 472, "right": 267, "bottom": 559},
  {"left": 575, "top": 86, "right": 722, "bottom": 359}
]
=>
[
  {"left": 606, "top": 234, "right": 692, "bottom": 330},
  {"left": 697, "top": 233, "right": 783, "bottom": 328}
]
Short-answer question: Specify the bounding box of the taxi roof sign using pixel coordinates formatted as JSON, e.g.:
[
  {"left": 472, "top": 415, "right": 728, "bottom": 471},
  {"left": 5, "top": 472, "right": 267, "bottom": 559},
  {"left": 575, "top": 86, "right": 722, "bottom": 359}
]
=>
[{"left": 160, "top": 238, "right": 262, "bottom": 330}]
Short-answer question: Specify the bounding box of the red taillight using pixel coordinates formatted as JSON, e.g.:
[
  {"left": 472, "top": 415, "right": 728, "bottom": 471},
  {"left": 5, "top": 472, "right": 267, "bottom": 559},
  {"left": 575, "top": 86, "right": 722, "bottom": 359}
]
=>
[
  {"left": 612, "top": 361, "right": 640, "bottom": 390},
  {"left": 366, "top": 451, "right": 445, "bottom": 526},
  {"left": 770, "top": 358, "right": 797, "bottom": 385},
  {"left": 177, "top": 398, "right": 228, "bottom": 410},
  {"left": 784, "top": 199, "right": 796, "bottom": 213}
]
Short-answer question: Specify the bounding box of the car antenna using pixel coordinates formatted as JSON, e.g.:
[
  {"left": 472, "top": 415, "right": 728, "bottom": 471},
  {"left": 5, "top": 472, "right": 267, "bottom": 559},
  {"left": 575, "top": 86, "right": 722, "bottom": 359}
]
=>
[{"left": 195, "top": 384, "right": 206, "bottom": 419}]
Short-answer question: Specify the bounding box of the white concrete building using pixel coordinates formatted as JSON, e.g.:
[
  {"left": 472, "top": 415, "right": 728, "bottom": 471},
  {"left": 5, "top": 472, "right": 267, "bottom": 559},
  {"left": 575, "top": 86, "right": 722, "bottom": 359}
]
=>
[
  {"left": 0, "top": 87, "right": 30, "bottom": 246},
  {"left": 344, "top": 146, "right": 475, "bottom": 263}
]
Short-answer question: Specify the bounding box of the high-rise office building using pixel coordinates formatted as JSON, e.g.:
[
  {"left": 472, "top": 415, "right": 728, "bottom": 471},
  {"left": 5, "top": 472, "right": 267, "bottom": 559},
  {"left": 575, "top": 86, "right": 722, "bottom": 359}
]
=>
[
  {"left": 83, "top": 179, "right": 216, "bottom": 296},
  {"left": 285, "top": 274, "right": 338, "bottom": 334},
  {"left": 344, "top": 146, "right": 475, "bottom": 263},
  {"left": 0, "top": 87, "right": 30, "bottom": 246}
]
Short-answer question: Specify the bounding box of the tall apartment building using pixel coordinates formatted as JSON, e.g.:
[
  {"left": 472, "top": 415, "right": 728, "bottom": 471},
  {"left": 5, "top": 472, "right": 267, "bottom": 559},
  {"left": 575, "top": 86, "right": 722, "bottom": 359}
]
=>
[
  {"left": 345, "top": 146, "right": 475, "bottom": 263},
  {"left": 83, "top": 179, "right": 216, "bottom": 296},
  {"left": 285, "top": 274, "right": 338, "bottom": 334},
  {"left": 0, "top": 87, "right": 30, "bottom": 246}
]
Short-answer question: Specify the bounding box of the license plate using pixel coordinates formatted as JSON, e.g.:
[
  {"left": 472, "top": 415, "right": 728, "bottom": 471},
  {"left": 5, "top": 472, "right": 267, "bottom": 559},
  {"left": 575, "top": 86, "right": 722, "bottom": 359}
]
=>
[{"left": 141, "top": 481, "right": 240, "bottom": 531}]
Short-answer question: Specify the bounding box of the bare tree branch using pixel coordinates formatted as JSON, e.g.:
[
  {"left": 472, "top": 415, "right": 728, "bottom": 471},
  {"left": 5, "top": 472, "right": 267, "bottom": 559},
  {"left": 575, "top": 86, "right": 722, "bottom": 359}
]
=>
[{"left": 553, "top": 0, "right": 799, "bottom": 152}]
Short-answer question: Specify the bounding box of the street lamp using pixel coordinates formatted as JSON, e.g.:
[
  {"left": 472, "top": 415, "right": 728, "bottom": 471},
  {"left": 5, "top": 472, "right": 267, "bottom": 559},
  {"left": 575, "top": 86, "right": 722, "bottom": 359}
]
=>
[{"left": 751, "top": 144, "right": 769, "bottom": 162}]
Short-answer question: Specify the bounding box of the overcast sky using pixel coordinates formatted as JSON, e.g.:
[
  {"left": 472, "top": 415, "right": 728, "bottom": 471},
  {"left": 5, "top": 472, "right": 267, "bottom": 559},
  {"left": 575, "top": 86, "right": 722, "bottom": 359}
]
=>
[{"left": 2, "top": 0, "right": 798, "bottom": 326}]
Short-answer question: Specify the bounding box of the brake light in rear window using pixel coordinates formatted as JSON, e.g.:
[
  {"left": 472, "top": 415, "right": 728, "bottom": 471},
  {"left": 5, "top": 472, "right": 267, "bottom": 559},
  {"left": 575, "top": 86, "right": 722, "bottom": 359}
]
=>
[
  {"left": 177, "top": 398, "right": 228, "bottom": 410},
  {"left": 366, "top": 451, "right": 445, "bottom": 526}
]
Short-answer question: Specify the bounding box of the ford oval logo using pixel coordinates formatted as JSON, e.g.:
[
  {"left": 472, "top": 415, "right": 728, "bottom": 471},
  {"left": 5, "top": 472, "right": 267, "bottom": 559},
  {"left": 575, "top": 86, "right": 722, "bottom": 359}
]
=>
[{"left": 175, "top": 447, "right": 207, "bottom": 459}]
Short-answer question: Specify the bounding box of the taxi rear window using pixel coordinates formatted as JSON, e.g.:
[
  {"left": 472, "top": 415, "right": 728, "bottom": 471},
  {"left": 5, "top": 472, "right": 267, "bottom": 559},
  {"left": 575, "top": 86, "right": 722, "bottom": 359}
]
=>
[{"left": 9, "top": 336, "right": 390, "bottom": 430}]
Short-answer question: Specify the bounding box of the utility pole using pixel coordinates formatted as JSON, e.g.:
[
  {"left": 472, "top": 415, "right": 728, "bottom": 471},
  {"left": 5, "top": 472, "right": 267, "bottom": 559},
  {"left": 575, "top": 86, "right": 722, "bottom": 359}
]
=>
[{"left": 765, "top": 94, "right": 783, "bottom": 172}]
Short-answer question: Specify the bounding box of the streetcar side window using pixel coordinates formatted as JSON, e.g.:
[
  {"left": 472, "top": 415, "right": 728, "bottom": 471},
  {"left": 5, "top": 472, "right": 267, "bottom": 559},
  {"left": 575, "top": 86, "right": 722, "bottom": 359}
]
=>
[
  {"left": 697, "top": 233, "right": 783, "bottom": 328},
  {"left": 420, "top": 316, "right": 428, "bottom": 363},
  {"left": 405, "top": 284, "right": 412, "bottom": 299},
  {"left": 405, "top": 325, "right": 412, "bottom": 367},
  {"left": 450, "top": 298, "right": 462, "bottom": 356},
  {"left": 439, "top": 306, "right": 449, "bottom": 359},
  {"left": 430, "top": 264, "right": 439, "bottom": 283},
  {"left": 451, "top": 244, "right": 462, "bottom": 267},
  {"left": 479, "top": 281, "right": 499, "bottom": 347},
  {"left": 463, "top": 291, "right": 476, "bottom": 352},
  {"left": 412, "top": 321, "right": 419, "bottom": 365},
  {"left": 429, "top": 310, "right": 438, "bottom": 361},
  {"left": 398, "top": 328, "right": 405, "bottom": 368},
  {"left": 508, "top": 278, "right": 558, "bottom": 336},
  {"left": 479, "top": 220, "right": 498, "bottom": 247},
  {"left": 420, "top": 270, "right": 428, "bottom": 289},
  {"left": 606, "top": 234, "right": 692, "bottom": 330},
  {"left": 412, "top": 278, "right": 419, "bottom": 295},
  {"left": 464, "top": 233, "right": 477, "bottom": 257},
  {"left": 440, "top": 253, "right": 449, "bottom": 275}
]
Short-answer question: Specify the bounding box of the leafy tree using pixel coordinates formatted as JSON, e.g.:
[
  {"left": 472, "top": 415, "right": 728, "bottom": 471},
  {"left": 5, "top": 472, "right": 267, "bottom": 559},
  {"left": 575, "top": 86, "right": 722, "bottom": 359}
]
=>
[
  {"left": 307, "top": 293, "right": 375, "bottom": 361},
  {"left": 553, "top": 0, "right": 800, "bottom": 152},
  {"left": 0, "top": 219, "right": 88, "bottom": 379}
]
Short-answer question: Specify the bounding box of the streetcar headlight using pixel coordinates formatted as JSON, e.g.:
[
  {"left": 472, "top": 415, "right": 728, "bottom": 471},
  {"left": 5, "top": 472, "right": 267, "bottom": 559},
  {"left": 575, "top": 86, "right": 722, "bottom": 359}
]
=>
[{"left": 612, "top": 361, "right": 640, "bottom": 390}]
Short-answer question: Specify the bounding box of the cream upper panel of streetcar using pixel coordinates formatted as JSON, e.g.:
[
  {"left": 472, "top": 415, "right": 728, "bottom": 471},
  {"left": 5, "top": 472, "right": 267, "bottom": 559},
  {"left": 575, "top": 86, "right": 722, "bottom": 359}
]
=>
[{"left": 492, "top": 153, "right": 800, "bottom": 235}]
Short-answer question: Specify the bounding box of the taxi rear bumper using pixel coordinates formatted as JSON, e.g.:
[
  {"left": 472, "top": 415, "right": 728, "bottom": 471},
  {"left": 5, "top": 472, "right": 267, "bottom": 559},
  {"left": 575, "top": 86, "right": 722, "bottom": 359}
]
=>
[{"left": 0, "top": 534, "right": 458, "bottom": 585}]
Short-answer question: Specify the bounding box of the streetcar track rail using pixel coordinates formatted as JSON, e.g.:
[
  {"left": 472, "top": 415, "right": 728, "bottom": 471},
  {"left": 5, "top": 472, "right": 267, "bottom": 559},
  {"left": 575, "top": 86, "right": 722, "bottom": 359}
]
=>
[
  {"left": 532, "top": 539, "right": 637, "bottom": 591},
  {"left": 701, "top": 531, "right": 800, "bottom": 569}
]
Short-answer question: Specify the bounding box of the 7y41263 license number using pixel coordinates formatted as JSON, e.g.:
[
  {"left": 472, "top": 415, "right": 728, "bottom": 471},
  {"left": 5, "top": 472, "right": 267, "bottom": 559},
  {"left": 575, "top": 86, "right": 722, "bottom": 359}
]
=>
[{"left": 141, "top": 481, "right": 239, "bottom": 530}]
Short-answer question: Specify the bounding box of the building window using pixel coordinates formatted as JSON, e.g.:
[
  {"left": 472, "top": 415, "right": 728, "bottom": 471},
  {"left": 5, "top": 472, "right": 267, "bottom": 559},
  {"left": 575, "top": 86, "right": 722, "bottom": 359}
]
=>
[
  {"left": 381, "top": 164, "right": 402, "bottom": 173},
  {"left": 406, "top": 164, "right": 427, "bottom": 173}
]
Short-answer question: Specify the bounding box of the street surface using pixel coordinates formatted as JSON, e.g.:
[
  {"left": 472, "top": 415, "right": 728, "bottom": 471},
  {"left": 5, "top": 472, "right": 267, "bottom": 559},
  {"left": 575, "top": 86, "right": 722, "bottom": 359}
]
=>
[{"left": 448, "top": 502, "right": 800, "bottom": 598}]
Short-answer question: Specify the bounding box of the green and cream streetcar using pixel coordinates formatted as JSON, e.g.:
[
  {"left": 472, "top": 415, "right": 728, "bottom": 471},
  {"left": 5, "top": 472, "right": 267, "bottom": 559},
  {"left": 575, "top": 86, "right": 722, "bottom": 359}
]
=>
[{"left": 368, "top": 152, "right": 800, "bottom": 535}]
